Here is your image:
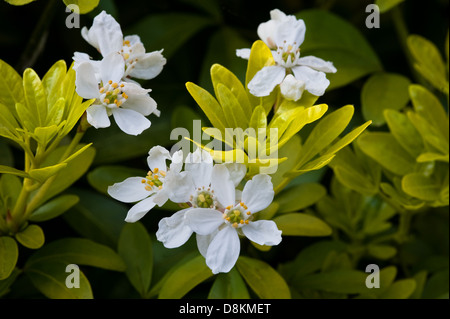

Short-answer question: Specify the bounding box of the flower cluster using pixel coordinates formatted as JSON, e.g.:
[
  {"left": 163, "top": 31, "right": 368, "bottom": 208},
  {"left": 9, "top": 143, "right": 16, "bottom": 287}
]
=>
[
  {"left": 73, "top": 11, "right": 166, "bottom": 135},
  {"left": 237, "top": 9, "right": 337, "bottom": 101},
  {"left": 108, "top": 147, "right": 282, "bottom": 274}
]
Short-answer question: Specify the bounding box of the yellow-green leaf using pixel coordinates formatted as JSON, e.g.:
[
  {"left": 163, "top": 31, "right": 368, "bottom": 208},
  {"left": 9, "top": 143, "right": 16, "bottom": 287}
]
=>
[
  {"left": 63, "top": 0, "right": 100, "bottom": 14},
  {"left": 15, "top": 225, "right": 45, "bottom": 249},
  {"left": 236, "top": 256, "right": 291, "bottom": 299},
  {"left": 0, "top": 237, "right": 18, "bottom": 280},
  {"left": 274, "top": 213, "right": 332, "bottom": 236}
]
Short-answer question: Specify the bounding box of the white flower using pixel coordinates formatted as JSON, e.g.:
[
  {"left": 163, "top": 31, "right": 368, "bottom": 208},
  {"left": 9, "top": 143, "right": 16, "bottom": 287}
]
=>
[
  {"left": 185, "top": 172, "right": 282, "bottom": 274},
  {"left": 75, "top": 52, "right": 160, "bottom": 135},
  {"left": 238, "top": 9, "right": 337, "bottom": 100},
  {"left": 156, "top": 148, "right": 247, "bottom": 249},
  {"left": 107, "top": 146, "right": 186, "bottom": 222},
  {"left": 76, "top": 10, "right": 166, "bottom": 81}
]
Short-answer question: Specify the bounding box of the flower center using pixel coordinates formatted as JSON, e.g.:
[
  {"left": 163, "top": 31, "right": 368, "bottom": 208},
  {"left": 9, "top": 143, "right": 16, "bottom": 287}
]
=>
[
  {"left": 99, "top": 80, "right": 128, "bottom": 107},
  {"left": 141, "top": 167, "right": 165, "bottom": 192},
  {"left": 190, "top": 187, "right": 216, "bottom": 209},
  {"left": 275, "top": 42, "right": 300, "bottom": 68},
  {"left": 223, "top": 203, "right": 252, "bottom": 228},
  {"left": 121, "top": 40, "right": 139, "bottom": 76}
]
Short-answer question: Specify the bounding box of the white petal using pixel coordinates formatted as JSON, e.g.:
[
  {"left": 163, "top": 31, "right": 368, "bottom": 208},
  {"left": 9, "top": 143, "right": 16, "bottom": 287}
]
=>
[
  {"left": 100, "top": 52, "right": 125, "bottom": 84},
  {"left": 185, "top": 208, "right": 224, "bottom": 235},
  {"left": 241, "top": 174, "right": 274, "bottom": 213},
  {"left": 247, "top": 65, "right": 285, "bottom": 97},
  {"left": 147, "top": 145, "right": 171, "bottom": 172},
  {"left": 73, "top": 52, "right": 101, "bottom": 73},
  {"left": 274, "top": 17, "right": 306, "bottom": 47},
  {"left": 242, "top": 220, "right": 282, "bottom": 246},
  {"left": 74, "top": 62, "right": 99, "bottom": 99},
  {"left": 196, "top": 232, "right": 217, "bottom": 258},
  {"left": 206, "top": 226, "right": 240, "bottom": 274},
  {"left": 224, "top": 163, "right": 247, "bottom": 187},
  {"left": 125, "top": 196, "right": 156, "bottom": 223},
  {"left": 107, "top": 176, "right": 151, "bottom": 203},
  {"left": 210, "top": 165, "right": 235, "bottom": 208},
  {"left": 111, "top": 108, "right": 151, "bottom": 136},
  {"left": 297, "top": 56, "right": 337, "bottom": 73},
  {"left": 165, "top": 171, "right": 195, "bottom": 203},
  {"left": 129, "top": 50, "right": 167, "bottom": 80},
  {"left": 280, "top": 74, "right": 305, "bottom": 101},
  {"left": 152, "top": 188, "right": 170, "bottom": 207},
  {"left": 121, "top": 82, "right": 150, "bottom": 95},
  {"left": 124, "top": 34, "right": 142, "bottom": 46},
  {"left": 185, "top": 148, "right": 213, "bottom": 188},
  {"left": 291, "top": 65, "right": 330, "bottom": 96},
  {"left": 269, "top": 9, "right": 288, "bottom": 21},
  {"left": 85, "top": 11, "right": 123, "bottom": 55},
  {"left": 169, "top": 150, "right": 184, "bottom": 173},
  {"left": 86, "top": 104, "right": 111, "bottom": 129},
  {"left": 123, "top": 93, "right": 157, "bottom": 116},
  {"left": 156, "top": 208, "right": 193, "bottom": 248},
  {"left": 236, "top": 48, "right": 251, "bottom": 59}
]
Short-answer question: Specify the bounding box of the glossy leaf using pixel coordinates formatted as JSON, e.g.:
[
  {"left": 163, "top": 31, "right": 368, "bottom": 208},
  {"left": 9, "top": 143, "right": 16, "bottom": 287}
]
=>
[
  {"left": 276, "top": 183, "right": 326, "bottom": 213},
  {"left": 63, "top": 0, "right": 100, "bottom": 14},
  {"left": 23, "top": 68, "right": 47, "bottom": 127},
  {"left": 357, "top": 132, "right": 415, "bottom": 175},
  {"left": 236, "top": 256, "right": 291, "bottom": 299},
  {"left": 0, "top": 237, "right": 18, "bottom": 280},
  {"left": 294, "top": 269, "right": 368, "bottom": 294},
  {"left": 208, "top": 268, "right": 250, "bottom": 299},
  {"left": 407, "top": 35, "right": 448, "bottom": 93},
  {"left": 361, "top": 72, "right": 411, "bottom": 126},
  {"left": 118, "top": 222, "right": 153, "bottom": 297},
  {"left": 29, "top": 194, "right": 80, "bottom": 222},
  {"left": 0, "top": 59, "right": 24, "bottom": 117},
  {"left": 26, "top": 238, "right": 125, "bottom": 271},
  {"left": 158, "top": 254, "right": 213, "bottom": 299},
  {"left": 15, "top": 224, "right": 45, "bottom": 249},
  {"left": 26, "top": 260, "right": 93, "bottom": 299},
  {"left": 274, "top": 213, "right": 332, "bottom": 237},
  {"left": 375, "top": 0, "right": 405, "bottom": 13},
  {"left": 63, "top": 188, "right": 126, "bottom": 248}
]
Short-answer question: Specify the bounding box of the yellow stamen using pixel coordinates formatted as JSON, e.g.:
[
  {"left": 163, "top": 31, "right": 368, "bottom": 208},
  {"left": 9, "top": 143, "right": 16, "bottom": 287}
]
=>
[
  {"left": 240, "top": 220, "right": 244, "bottom": 224},
  {"left": 158, "top": 185, "right": 163, "bottom": 189},
  {"left": 145, "top": 186, "right": 152, "bottom": 191},
  {"left": 247, "top": 212, "right": 251, "bottom": 215},
  {"left": 99, "top": 87, "right": 105, "bottom": 93},
  {"left": 154, "top": 168, "right": 159, "bottom": 173},
  {"left": 103, "top": 98, "right": 110, "bottom": 104},
  {"left": 111, "top": 82, "right": 118, "bottom": 89},
  {"left": 226, "top": 205, "right": 232, "bottom": 210},
  {"left": 159, "top": 171, "right": 166, "bottom": 177},
  {"left": 245, "top": 220, "right": 249, "bottom": 224},
  {"left": 108, "top": 80, "right": 112, "bottom": 84},
  {"left": 232, "top": 222, "right": 238, "bottom": 228},
  {"left": 123, "top": 53, "right": 130, "bottom": 60},
  {"left": 122, "top": 93, "right": 128, "bottom": 99},
  {"left": 141, "top": 179, "right": 146, "bottom": 183},
  {"left": 120, "top": 83, "right": 124, "bottom": 87}
]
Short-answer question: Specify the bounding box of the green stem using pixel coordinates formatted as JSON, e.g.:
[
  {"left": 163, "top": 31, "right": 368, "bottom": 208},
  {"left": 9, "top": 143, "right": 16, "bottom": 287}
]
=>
[{"left": 23, "top": 128, "right": 86, "bottom": 220}]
